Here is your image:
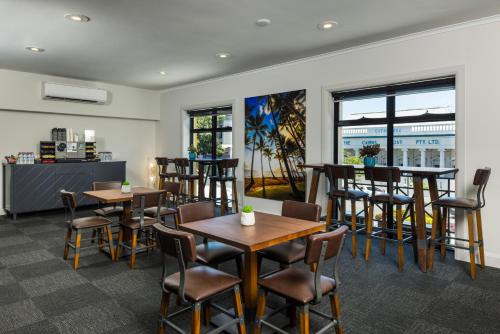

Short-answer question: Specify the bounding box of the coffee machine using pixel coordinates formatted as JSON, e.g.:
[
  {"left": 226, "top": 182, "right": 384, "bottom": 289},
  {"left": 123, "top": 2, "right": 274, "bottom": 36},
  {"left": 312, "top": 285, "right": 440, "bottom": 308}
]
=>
[{"left": 55, "top": 141, "right": 86, "bottom": 160}]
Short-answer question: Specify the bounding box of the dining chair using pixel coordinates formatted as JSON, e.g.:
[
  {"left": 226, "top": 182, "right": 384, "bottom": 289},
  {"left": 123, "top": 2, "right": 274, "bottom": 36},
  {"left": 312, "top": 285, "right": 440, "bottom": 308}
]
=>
[
  {"left": 61, "top": 190, "right": 115, "bottom": 271},
  {"left": 155, "top": 157, "right": 178, "bottom": 189},
  {"left": 144, "top": 181, "right": 183, "bottom": 229},
  {"left": 209, "top": 158, "right": 239, "bottom": 215},
  {"left": 153, "top": 224, "right": 246, "bottom": 334},
  {"left": 324, "top": 164, "right": 369, "bottom": 257},
  {"left": 364, "top": 167, "right": 417, "bottom": 271},
  {"left": 92, "top": 181, "right": 124, "bottom": 218},
  {"left": 258, "top": 200, "right": 321, "bottom": 275},
  {"left": 429, "top": 167, "right": 491, "bottom": 279},
  {"left": 255, "top": 226, "right": 348, "bottom": 334},
  {"left": 116, "top": 190, "right": 165, "bottom": 269},
  {"left": 174, "top": 158, "right": 201, "bottom": 202}
]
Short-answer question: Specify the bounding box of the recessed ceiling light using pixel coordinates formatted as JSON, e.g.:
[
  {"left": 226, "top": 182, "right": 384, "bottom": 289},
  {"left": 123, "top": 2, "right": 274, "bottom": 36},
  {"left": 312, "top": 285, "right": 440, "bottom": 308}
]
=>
[
  {"left": 65, "top": 14, "right": 90, "bottom": 22},
  {"left": 159, "top": 71, "right": 167, "bottom": 75},
  {"left": 317, "top": 20, "right": 338, "bottom": 30},
  {"left": 25, "top": 46, "right": 45, "bottom": 53},
  {"left": 216, "top": 52, "right": 231, "bottom": 59},
  {"left": 256, "top": 18, "right": 271, "bottom": 27}
]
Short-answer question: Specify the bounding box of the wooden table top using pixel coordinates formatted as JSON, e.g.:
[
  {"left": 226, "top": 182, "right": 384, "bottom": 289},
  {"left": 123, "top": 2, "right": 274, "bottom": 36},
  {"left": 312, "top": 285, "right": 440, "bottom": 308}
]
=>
[
  {"left": 179, "top": 211, "right": 326, "bottom": 252},
  {"left": 83, "top": 187, "right": 157, "bottom": 204},
  {"left": 300, "top": 163, "right": 458, "bottom": 176}
]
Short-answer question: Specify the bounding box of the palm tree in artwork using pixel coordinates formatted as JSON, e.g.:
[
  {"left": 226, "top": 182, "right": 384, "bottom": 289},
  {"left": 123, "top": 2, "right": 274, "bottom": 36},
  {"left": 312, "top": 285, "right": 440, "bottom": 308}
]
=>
[
  {"left": 274, "top": 150, "right": 287, "bottom": 180},
  {"left": 255, "top": 137, "right": 267, "bottom": 197},
  {"left": 263, "top": 146, "right": 277, "bottom": 179},
  {"left": 245, "top": 113, "right": 268, "bottom": 192}
]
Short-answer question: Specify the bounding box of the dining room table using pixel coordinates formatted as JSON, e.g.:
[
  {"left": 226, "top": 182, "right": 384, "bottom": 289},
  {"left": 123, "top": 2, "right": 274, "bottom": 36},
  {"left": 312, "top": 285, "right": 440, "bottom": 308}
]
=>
[
  {"left": 300, "top": 163, "right": 458, "bottom": 273},
  {"left": 178, "top": 211, "right": 326, "bottom": 324}
]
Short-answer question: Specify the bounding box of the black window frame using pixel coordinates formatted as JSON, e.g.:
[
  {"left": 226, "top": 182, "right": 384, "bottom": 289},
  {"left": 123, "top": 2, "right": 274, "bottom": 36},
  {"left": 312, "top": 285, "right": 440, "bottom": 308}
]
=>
[
  {"left": 188, "top": 105, "right": 233, "bottom": 160},
  {"left": 332, "top": 76, "right": 456, "bottom": 165}
]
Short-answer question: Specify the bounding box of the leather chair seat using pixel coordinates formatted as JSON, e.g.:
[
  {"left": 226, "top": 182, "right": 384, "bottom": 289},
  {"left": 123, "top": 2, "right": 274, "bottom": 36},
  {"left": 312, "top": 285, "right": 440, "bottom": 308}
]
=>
[
  {"left": 331, "top": 189, "right": 369, "bottom": 199},
  {"left": 196, "top": 242, "right": 243, "bottom": 265},
  {"left": 209, "top": 175, "right": 236, "bottom": 182},
  {"left": 258, "top": 267, "right": 336, "bottom": 304},
  {"left": 178, "top": 174, "right": 200, "bottom": 181},
  {"left": 433, "top": 197, "right": 478, "bottom": 209},
  {"left": 258, "top": 241, "right": 306, "bottom": 264},
  {"left": 143, "top": 206, "right": 177, "bottom": 218},
  {"left": 159, "top": 172, "right": 177, "bottom": 178},
  {"left": 372, "top": 193, "right": 413, "bottom": 205},
  {"left": 94, "top": 206, "right": 124, "bottom": 217},
  {"left": 120, "top": 216, "right": 159, "bottom": 230},
  {"left": 164, "top": 266, "right": 241, "bottom": 302},
  {"left": 72, "top": 216, "right": 112, "bottom": 229}
]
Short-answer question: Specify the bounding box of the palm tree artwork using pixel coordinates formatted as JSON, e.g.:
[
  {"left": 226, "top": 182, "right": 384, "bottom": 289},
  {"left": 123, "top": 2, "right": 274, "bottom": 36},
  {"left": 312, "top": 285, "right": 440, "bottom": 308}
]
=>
[{"left": 244, "top": 89, "right": 306, "bottom": 201}]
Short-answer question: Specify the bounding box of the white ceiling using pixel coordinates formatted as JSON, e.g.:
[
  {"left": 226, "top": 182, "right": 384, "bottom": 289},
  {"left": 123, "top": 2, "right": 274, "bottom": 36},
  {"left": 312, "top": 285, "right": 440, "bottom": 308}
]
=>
[{"left": 1, "top": 0, "right": 500, "bottom": 90}]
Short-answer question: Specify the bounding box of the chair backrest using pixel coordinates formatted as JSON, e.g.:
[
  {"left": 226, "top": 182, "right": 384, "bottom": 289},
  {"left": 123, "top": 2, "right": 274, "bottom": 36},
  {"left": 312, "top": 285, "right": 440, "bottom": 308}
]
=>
[
  {"left": 92, "top": 181, "right": 122, "bottom": 191},
  {"left": 60, "top": 190, "right": 77, "bottom": 223},
  {"left": 282, "top": 200, "right": 321, "bottom": 222},
  {"left": 217, "top": 159, "right": 238, "bottom": 178},
  {"left": 164, "top": 181, "right": 182, "bottom": 206},
  {"left": 177, "top": 201, "right": 215, "bottom": 224},
  {"left": 155, "top": 157, "right": 170, "bottom": 174},
  {"left": 132, "top": 190, "right": 166, "bottom": 210},
  {"left": 174, "top": 158, "right": 189, "bottom": 176},
  {"left": 364, "top": 166, "right": 401, "bottom": 201},
  {"left": 324, "top": 164, "right": 356, "bottom": 199},
  {"left": 473, "top": 167, "right": 491, "bottom": 208}
]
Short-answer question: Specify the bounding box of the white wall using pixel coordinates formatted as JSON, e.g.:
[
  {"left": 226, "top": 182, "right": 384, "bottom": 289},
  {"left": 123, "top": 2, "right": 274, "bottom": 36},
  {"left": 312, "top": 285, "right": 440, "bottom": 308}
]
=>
[
  {"left": 158, "top": 17, "right": 500, "bottom": 267},
  {"left": 0, "top": 70, "right": 160, "bottom": 213}
]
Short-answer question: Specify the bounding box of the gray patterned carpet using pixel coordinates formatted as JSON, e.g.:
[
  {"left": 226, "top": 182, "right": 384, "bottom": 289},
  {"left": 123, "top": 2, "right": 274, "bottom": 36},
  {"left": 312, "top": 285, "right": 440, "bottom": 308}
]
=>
[{"left": 1, "top": 209, "right": 500, "bottom": 334}]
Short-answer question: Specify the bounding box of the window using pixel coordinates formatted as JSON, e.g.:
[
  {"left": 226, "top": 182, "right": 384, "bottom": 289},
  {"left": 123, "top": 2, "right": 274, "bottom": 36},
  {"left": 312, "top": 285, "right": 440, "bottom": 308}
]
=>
[{"left": 188, "top": 106, "right": 233, "bottom": 159}]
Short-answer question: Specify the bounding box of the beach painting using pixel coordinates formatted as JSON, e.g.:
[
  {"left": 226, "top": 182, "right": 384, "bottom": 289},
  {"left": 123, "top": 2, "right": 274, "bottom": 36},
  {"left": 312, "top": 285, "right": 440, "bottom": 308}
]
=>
[{"left": 244, "top": 89, "right": 306, "bottom": 201}]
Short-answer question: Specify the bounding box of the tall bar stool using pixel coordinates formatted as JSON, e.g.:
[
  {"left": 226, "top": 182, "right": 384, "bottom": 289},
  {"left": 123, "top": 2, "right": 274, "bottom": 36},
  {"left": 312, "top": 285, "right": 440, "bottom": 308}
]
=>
[
  {"left": 255, "top": 226, "right": 348, "bottom": 334},
  {"left": 324, "top": 164, "right": 369, "bottom": 257},
  {"left": 429, "top": 167, "right": 491, "bottom": 280},
  {"left": 144, "top": 181, "right": 183, "bottom": 229},
  {"left": 61, "top": 191, "right": 115, "bottom": 271},
  {"left": 155, "top": 157, "right": 178, "bottom": 189},
  {"left": 116, "top": 190, "right": 165, "bottom": 269},
  {"left": 364, "top": 167, "right": 417, "bottom": 271},
  {"left": 153, "top": 224, "right": 246, "bottom": 334},
  {"left": 209, "top": 158, "right": 239, "bottom": 215},
  {"left": 174, "top": 158, "right": 200, "bottom": 203}
]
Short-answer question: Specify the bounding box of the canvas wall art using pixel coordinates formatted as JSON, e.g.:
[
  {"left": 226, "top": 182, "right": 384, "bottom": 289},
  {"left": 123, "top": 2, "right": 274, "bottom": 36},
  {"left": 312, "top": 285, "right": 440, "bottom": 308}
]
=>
[{"left": 244, "top": 89, "right": 306, "bottom": 201}]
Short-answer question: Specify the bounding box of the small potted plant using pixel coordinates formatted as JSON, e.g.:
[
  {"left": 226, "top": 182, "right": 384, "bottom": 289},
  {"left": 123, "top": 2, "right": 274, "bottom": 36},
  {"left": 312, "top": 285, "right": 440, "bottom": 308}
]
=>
[
  {"left": 241, "top": 205, "right": 255, "bottom": 226},
  {"left": 187, "top": 144, "right": 198, "bottom": 161},
  {"left": 121, "top": 180, "right": 131, "bottom": 193},
  {"left": 359, "top": 144, "right": 381, "bottom": 167}
]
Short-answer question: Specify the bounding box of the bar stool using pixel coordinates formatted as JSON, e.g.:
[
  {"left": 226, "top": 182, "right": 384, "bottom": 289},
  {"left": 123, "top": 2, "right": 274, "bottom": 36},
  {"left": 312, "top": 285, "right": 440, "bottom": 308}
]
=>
[
  {"left": 255, "top": 226, "right": 348, "bottom": 334},
  {"left": 429, "top": 167, "right": 491, "bottom": 280},
  {"left": 324, "top": 164, "right": 369, "bottom": 257},
  {"left": 209, "top": 158, "right": 239, "bottom": 215},
  {"left": 155, "top": 157, "right": 178, "bottom": 189},
  {"left": 174, "top": 158, "right": 200, "bottom": 203},
  {"left": 61, "top": 191, "right": 115, "bottom": 271},
  {"left": 364, "top": 167, "right": 417, "bottom": 271},
  {"left": 116, "top": 190, "right": 165, "bottom": 269},
  {"left": 153, "top": 224, "right": 246, "bottom": 334},
  {"left": 144, "top": 181, "right": 182, "bottom": 229}
]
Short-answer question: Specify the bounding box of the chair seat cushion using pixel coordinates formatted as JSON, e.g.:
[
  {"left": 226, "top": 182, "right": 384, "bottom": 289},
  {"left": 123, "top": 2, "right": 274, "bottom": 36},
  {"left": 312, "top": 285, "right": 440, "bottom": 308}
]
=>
[
  {"left": 94, "top": 206, "right": 124, "bottom": 217},
  {"left": 372, "top": 193, "right": 413, "bottom": 205},
  {"left": 164, "top": 266, "right": 241, "bottom": 302},
  {"left": 331, "top": 189, "right": 368, "bottom": 199},
  {"left": 72, "top": 216, "right": 112, "bottom": 229},
  {"left": 159, "top": 172, "right": 177, "bottom": 178},
  {"left": 209, "top": 176, "right": 236, "bottom": 182},
  {"left": 258, "top": 241, "right": 306, "bottom": 264},
  {"left": 196, "top": 242, "right": 243, "bottom": 265},
  {"left": 258, "top": 267, "right": 336, "bottom": 304},
  {"left": 144, "top": 206, "right": 177, "bottom": 218},
  {"left": 433, "top": 197, "right": 478, "bottom": 209},
  {"left": 120, "top": 216, "right": 159, "bottom": 229},
  {"left": 178, "top": 174, "right": 200, "bottom": 181}
]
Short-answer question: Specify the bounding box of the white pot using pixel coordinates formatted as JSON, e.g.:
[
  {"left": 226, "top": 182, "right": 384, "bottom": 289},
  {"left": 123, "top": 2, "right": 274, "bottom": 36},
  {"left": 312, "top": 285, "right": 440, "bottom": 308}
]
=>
[
  {"left": 240, "top": 211, "right": 255, "bottom": 226},
  {"left": 121, "top": 184, "right": 131, "bottom": 193}
]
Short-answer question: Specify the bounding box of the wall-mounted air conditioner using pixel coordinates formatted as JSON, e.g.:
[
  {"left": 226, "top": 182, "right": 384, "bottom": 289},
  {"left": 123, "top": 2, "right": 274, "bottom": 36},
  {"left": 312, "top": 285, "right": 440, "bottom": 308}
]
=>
[{"left": 41, "top": 82, "right": 108, "bottom": 105}]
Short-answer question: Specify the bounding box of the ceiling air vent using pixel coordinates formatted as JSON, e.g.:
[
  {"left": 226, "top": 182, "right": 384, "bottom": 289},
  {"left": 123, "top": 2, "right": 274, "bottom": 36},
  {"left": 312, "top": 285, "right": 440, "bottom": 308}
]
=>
[{"left": 41, "top": 82, "right": 108, "bottom": 105}]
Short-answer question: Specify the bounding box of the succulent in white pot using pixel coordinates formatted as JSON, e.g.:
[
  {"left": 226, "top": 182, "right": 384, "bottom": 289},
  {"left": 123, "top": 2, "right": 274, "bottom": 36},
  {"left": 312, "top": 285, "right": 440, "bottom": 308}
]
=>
[
  {"left": 121, "top": 180, "right": 131, "bottom": 193},
  {"left": 240, "top": 205, "right": 255, "bottom": 226}
]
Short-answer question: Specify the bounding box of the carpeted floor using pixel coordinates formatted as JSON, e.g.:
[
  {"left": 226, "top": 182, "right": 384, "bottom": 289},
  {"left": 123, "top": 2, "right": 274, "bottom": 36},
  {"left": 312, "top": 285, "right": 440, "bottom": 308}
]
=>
[{"left": 1, "top": 208, "right": 500, "bottom": 334}]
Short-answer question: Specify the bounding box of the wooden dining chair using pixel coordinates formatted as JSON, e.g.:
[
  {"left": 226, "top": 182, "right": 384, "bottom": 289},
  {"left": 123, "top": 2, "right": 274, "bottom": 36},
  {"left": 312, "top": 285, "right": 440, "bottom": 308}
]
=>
[
  {"left": 144, "top": 181, "right": 183, "bottom": 229},
  {"left": 209, "top": 159, "right": 239, "bottom": 215},
  {"left": 153, "top": 224, "right": 246, "bottom": 334},
  {"left": 116, "top": 190, "right": 165, "bottom": 269},
  {"left": 429, "top": 167, "right": 491, "bottom": 279},
  {"left": 364, "top": 167, "right": 417, "bottom": 271},
  {"left": 324, "top": 164, "right": 369, "bottom": 257},
  {"left": 91, "top": 181, "right": 124, "bottom": 244},
  {"left": 255, "top": 226, "right": 348, "bottom": 334},
  {"left": 61, "top": 190, "right": 115, "bottom": 271}
]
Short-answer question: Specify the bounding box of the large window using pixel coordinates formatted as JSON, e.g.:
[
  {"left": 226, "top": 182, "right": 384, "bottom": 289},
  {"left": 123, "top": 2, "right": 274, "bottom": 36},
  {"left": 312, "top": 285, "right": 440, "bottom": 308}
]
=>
[{"left": 188, "top": 106, "right": 233, "bottom": 159}]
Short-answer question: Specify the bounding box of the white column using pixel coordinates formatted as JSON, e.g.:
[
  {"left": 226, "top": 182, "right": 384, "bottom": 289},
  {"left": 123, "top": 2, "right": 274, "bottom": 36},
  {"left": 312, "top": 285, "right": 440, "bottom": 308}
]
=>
[
  {"left": 439, "top": 149, "right": 445, "bottom": 168},
  {"left": 402, "top": 148, "right": 408, "bottom": 167},
  {"left": 420, "top": 148, "right": 426, "bottom": 167}
]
